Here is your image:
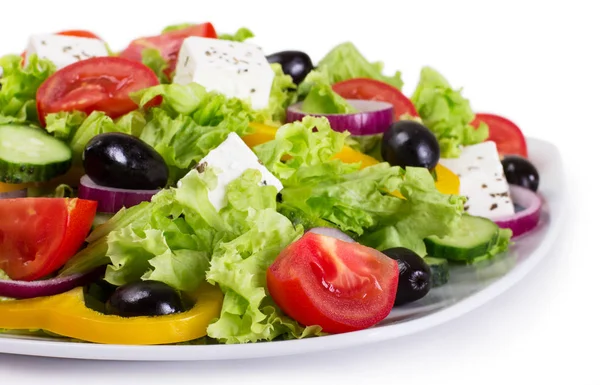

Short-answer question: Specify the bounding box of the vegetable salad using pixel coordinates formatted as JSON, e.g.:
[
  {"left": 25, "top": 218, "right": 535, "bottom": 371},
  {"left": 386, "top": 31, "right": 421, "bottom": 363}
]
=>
[{"left": 0, "top": 22, "right": 542, "bottom": 345}]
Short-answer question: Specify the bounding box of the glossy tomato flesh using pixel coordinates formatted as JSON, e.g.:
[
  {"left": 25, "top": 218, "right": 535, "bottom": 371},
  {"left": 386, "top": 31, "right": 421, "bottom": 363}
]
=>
[
  {"left": 267, "top": 232, "right": 399, "bottom": 333},
  {"left": 119, "top": 23, "right": 217, "bottom": 77},
  {"left": 0, "top": 198, "right": 97, "bottom": 281},
  {"left": 36, "top": 57, "right": 160, "bottom": 126},
  {"left": 332, "top": 78, "right": 418, "bottom": 120},
  {"left": 471, "top": 113, "right": 528, "bottom": 157}
]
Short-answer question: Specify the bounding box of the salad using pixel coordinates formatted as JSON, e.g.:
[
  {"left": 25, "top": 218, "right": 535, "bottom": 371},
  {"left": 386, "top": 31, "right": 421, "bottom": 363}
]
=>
[{"left": 0, "top": 22, "right": 543, "bottom": 345}]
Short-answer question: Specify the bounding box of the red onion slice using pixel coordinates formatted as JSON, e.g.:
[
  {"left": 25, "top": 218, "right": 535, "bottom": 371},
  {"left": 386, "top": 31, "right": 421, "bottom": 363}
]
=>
[
  {"left": 308, "top": 227, "right": 356, "bottom": 243},
  {"left": 0, "top": 188, "right": 27, "bottom": 199},
  {"left": 0, "top": 267, "right": 103, "bottom": 299},
  {"left": 493, "top": 184, "right": 542, "bottom": 238},
  {"left": 286, "top": 99, "right": 394, "bottom": 136},
  {"left": 79, "top": 175, "right": 159, "bottom": 214}
]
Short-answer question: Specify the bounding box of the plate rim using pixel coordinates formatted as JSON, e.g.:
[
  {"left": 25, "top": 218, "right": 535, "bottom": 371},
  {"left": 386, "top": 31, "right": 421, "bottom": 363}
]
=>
[{"left": 0, "top": 137, "right": 568, "bottom": 361}]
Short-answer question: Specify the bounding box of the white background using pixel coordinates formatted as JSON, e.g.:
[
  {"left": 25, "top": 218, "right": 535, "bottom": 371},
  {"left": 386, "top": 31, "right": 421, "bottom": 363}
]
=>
[{"left": 0, "top": 0, "right": 597, "bottom": 383}]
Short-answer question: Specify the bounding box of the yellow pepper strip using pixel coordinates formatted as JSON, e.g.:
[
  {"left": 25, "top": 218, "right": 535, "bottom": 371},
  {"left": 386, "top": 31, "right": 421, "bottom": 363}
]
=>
[
  {"left": 0, "top": 181, "right": 31, "bottom": 193},
  {"left": 245, "top": 122, "right": 459, "bottom": 195},
  {"left": 0, "top": 283, "right": 223, "bottom": 345}
]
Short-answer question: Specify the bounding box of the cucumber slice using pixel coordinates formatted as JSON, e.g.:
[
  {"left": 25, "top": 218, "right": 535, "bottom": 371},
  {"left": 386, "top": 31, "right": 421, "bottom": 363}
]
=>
[
  {"left": 424, "top": 256, "right": 449, "bottom": 287},
  {"left": 424, "top": 214, "right": 499, "bottom": 262},
  {"left": 0, "top": 124, "right": 72, "bottom": 183}
]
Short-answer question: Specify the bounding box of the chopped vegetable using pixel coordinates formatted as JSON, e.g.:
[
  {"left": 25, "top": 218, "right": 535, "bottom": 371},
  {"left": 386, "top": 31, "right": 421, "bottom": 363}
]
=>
[
  {"left": 411, "top": 67, "right": 488, "bottom": 158},
  {"left": 0, "top": 198, "right": 97, "bottom": 281},
  {"left": 0, "top": 283, "right": 223, "bottom": 345},
  {"left": 316, "top": 42, "right": 403, "bottom": 90}
]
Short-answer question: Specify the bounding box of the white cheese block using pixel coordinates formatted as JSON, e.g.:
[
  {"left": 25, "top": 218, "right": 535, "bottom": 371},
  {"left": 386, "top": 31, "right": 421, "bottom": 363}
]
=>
[
  {"left": 25, "top": 34, "right": 108, "bottom": 69},
  {"left": 439, "top": 141, "right": 515, "bottom": 219},
  {"left": 173, "top": 36, "right": 274, "bottom": 110},
  {"left": 194, "top": 132, "right": 283, "bottom": 211}
]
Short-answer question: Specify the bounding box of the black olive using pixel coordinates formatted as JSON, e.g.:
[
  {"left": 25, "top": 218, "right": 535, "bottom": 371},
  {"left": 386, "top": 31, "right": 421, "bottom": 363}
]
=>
[
  {"left": 83, "top": 133, "right": 169, "bottom": 190},
  {"left": 382, "top": 247, "right": 431, "bottom": 306},
  {"left": 381, "top": 120, "right": 440, "bottom": 170},
  {"left": 105, "top": 280, "right": 185, "bottom": 317},
  {"left": 501, "top": 155, "right": 540, "bottom": 192},
  {"left": 266, "top": 50, "right": 314, "bottom": 85}
]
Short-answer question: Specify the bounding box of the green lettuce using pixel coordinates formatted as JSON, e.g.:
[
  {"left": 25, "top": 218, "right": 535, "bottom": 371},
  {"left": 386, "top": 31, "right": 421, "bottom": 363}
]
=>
[
  {"left": 132, "top": 83, "right": 255, "bottom": 184},
  {"left": 161, "top": 23, "right": 194, "bottom": 33},
  {"left": 218, "top": 27, "right": 254, "bottom": 42},
  {"left": 411, "top": 67, "right": 489, "bottom": 158},
  {"left": 254, "top": 63, "right": 297, "bottom": 126},
  {"left": 0, "top": 54, "right": 55, "bottom": 124},
  {"left": 316, "top": 42, "right": 403, "bottom": 90},
  {"left": 141, "top": 48, "right": 170, "bottom": 84},
  {"left": 300, "top": 69, "right": 357, "bottom": 114},
  {"left": 44, "top": 110, "right": 146, "bottom": 165},
  {"left": 358, "top": 168, "right": 464, "bottom": 255},
  {"left": 470, "top": 228, "right": 513, "bottom": 264},
  {"left": 256, "top": 116, "right": 463, "bottom": 253}
]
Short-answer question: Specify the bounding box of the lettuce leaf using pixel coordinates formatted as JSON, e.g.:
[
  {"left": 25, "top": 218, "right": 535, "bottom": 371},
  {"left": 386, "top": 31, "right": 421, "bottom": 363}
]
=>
[
  {"left": 300, "top": 69, "right": 357, "bottom": 114},
  {"left": 411, "top": 67, "right": 489, "bottom": 158},
  {"left": 141, "top": 48, "right": 170, "bottom": 84},
  {"left": 218, "top": 27, "right": 254, "bottom": 42},
  {"left": 254, "top": 63, "right": 297, "bottom": 126},
  {"left": 316, "top": 42, "right": 403, "bottom": 90},
  {"left": 256, "top": 116, "right": 463, "bottom": 253},
  {"left": 254, "top": 116, "right": 356, "bottom": 184},
  {"left": 358, "top": 168, "right": 464, "bottom": 255},
  {"left": 0, "top": 54, "right": 55, "bottom": 124},
  {"left": 161, "top": 23, "right": 194, "bottom": 33},
  {"left": 44, "top": 110, "right": 146, "bottom": 165},
  {"left": 133, "top": 83, "right": 255, "bottom": 184}
]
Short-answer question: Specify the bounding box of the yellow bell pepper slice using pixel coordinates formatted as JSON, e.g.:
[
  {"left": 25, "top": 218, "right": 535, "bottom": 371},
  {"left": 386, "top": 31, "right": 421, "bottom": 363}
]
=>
[
  {"left": 0, "top": 182, "right": 31, "bottom": 193},
  {"left": 0, "top": 283, "right": 223, "bottom": 345},
  {"left": 245, "top": 122, "right": 459, "bottom": 195}
]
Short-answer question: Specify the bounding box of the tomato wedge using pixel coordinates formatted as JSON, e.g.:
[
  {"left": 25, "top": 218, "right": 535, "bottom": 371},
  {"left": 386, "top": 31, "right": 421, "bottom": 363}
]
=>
[
  {"left": 0, "top": 198, "right": 97, "bottom": 281},
  {"left": 267, "top": 232, "right": 399, "bottom": 333},
  {"left": 36, "top": 57, "right": 160, "bottom": 126},
  {"left": 471, "top": 113, "right": 528, "bottom": 157},
  {"left": 333, "top": 78, "right": 418, "bottom": 120},
  {"left": 119, "top": 23, "right": 217, "bottom": 77}
]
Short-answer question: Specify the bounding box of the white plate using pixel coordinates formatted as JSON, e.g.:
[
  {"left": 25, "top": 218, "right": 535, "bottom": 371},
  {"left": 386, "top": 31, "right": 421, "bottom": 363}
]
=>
[{"left": 0, "top": 137, "right": 566, "bottom": 361}]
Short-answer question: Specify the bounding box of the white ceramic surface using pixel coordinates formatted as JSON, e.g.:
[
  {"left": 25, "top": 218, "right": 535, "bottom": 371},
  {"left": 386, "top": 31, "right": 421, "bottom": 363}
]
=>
[{"left": 0, "top": 137, "right": 566, "bottom": 361}]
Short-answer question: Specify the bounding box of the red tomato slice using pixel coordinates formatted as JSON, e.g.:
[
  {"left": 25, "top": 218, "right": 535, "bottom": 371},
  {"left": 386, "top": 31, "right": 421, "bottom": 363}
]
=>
[
  {"left": 267, "top": 232, "right": 399, "bottom": 334},
  {"left": 36, "top": 57, "right": 160, "bottom": 126},
  {"left": 332, "top": 78, "right": 418, "bottom": 120},
  {"left": 0, "top": 198, "right": 97, "bottom": 281},
  {"left": 119, "top": 23, "right": 217, "bottom": 77},
  {"left": 471, "top": 113, "right": 528, "bottom": 157}
]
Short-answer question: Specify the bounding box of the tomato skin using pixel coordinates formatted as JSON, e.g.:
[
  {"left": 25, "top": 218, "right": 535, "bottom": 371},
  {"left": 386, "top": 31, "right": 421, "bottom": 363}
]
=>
[
  {"left": 332, "top": 78, "right": 418, "bottom": 120},
  {"left": 267, "top": 233, "right": 399, "bottom": 334},
  {"left": 36, "top": 57, "right": 160, "bottom": 126},
  {"left": 56, "top": 30, "right": 102, "bottom": 40},
  {"left": 0, "top": 198, "right": 97, "bottom": 281},
  {"left": 119, "top": 23, "right": 217, "bottom": 77},
  {"left": 471, "top": 113, "right": 528, "bottom": 157}
]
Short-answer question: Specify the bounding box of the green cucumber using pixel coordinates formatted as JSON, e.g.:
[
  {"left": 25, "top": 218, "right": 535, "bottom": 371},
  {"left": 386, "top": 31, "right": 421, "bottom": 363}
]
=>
[
  {"left": 0, "top": 124, "right": 72, "bottom": 183},
  {"left": 424, "top": 214, "right": 499, "bottom": 262},
  {"left": 424, "top": 256, "right": 449, "bottom": 287}
]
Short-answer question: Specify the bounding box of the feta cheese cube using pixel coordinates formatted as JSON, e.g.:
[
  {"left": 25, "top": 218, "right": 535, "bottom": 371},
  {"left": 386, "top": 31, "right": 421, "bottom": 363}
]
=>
[
  {"left": 195, "top": 132, "right": 283, "bottom": 210},
  {"left": 25, "top": 34, "right": 108, "bottom": 69},
  {"left": 439, "top": 142, "right": 515, "bottom": 219},
  {"left": 173, "top": 37, "right": 274, "bottom": 110}
]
